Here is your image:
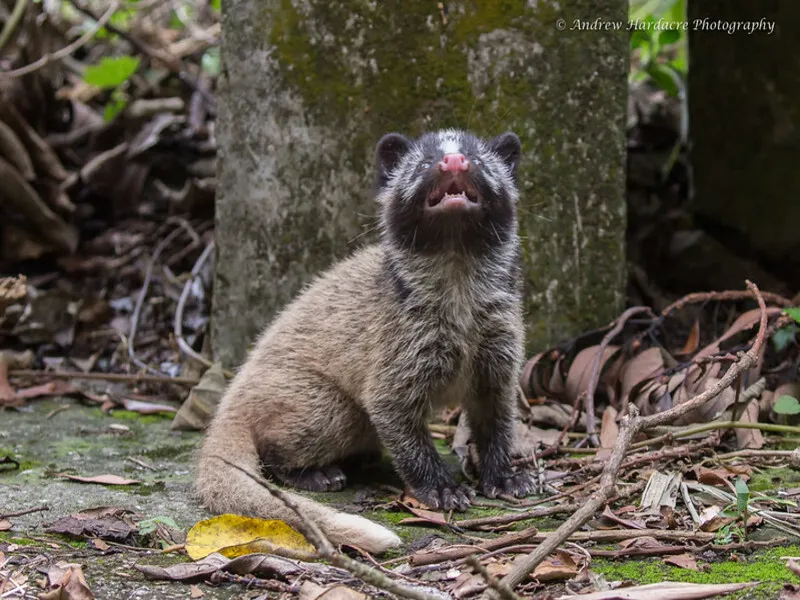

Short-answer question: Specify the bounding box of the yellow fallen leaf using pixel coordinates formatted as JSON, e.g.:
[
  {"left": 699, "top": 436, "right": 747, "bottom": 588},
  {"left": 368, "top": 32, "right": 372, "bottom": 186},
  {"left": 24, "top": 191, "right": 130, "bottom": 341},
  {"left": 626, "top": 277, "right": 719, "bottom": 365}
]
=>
[{"left": 185, "top": 514, "right": 315, "bottom": 560}]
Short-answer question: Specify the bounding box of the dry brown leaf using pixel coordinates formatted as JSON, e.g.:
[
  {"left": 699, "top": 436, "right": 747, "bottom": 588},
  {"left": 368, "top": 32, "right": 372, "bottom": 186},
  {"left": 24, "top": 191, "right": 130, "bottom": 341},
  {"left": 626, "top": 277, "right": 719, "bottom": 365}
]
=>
[
  {"left": 698, "top": 506, "right": 735, "bottom": 533},
  {"left": 299, "top": 582, "right": 366, "bottom": 600},
  {"left": 618, "top": 536, "right": 668, "bottom": 550},
  {"left": 0, "top": 519, "right": 11, "bottom": 531},
  {"left": 694, "top": 307, "right": 783, "bottom": 361},
  {"left": 787, "top": 559, "right": 800, "bottom": 578},
  {"left": 56, "top": 473, "right": 141, "bottom": 486},
  {"left": 598, "top": 406, "right": 619, "bottom": 456},
  {"left": 0, "top": 359, "right": 17, "bottom": 406},
  {"left": 565, "top": 345, "right": 620, "bottom": 403},
  {"left": 514, "top": 420, "right": 563, "bottom": 456},
  {"left": 664, "top": 553, "right": 699, "bottom": 571},
  {"left": 121, "top": 398, "right": 177, "bottom": 415},
  {"left": 674, "top": 375, "right": 737, "bottom": 425},
  {"left": 735, "top": 400, "right": 764, "bottom": 450},
  {"left": 600, "top": 505, "right": 646, "bottom": 530},
  {"left": 47, "top": 508, "right": 135, "bottom": 542},
  {"left": 620, "top": 347, "right": 667, "bottom": 404},
  {"left": 398, "top": 504, "right": 449, "bottom": 527},
  {"left": 189, "top": 585, "right": 205, "bottom": 598},
  {"left": 14, "top": 380, "right": 76, "bottom": 400},
  {"left": 532, "top": 550, "right": 579, "bottom": 582},
  {"left": 548, "top": 357, "right": 567, "bottom": 397},
  {"left": 780, "top": 583, "right": 800, "bottom": 600},
  {"left": 556, "top": 581, "right": 757, "bottom": 599},
  {"left": 40, "top": 564, "right": 94, "bottom": 600},
  {"left": 676, "top": 320, "right": 701, "bottom": 356},
  {"left": 171, "top": 363, "right": 227, "bottom": 431},
  {"left": 694, "top": 466, "right": 751, "bottom": 486},
  {"left": 520, "top": 352, "right": 545, "bottom": 398}
]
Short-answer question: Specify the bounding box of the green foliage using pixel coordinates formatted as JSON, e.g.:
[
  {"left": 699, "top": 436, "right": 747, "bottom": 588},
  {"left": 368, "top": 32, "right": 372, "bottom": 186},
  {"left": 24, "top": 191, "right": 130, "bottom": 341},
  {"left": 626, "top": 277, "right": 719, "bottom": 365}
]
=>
[
  {"left": 84, "top": 56, "right": 140, "bottom": 89},
  {"left": 785, "top": 308, "right": 800, "bottom": 324},
  {"left": 734, "top": 478, "right": 750, "bottom": 516},
  {"left": 772, "top": 325, "right": 796, "bottom": 352},
  {"left": 138, "top": 515, "right": 179, "bottom": 536},
  {"left": 103, "top": 88, "right": 128, "bottom": 121},
  {"left": 774, "top": 395, "right": 800, "bottom": 416},
  {"left": 628, "top": 0, "right": 687, "bottom": 96},
  {"left": 202, "top": 47, "right": 220, "bottom": 77}
]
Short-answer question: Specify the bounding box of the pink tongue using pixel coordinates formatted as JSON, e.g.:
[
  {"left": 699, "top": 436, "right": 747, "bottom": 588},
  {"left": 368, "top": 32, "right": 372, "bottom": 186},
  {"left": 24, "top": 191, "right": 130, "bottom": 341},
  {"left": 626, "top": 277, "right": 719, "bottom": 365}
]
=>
[{"left": 441, "top": 194, "right": 467, "bottom": 208}]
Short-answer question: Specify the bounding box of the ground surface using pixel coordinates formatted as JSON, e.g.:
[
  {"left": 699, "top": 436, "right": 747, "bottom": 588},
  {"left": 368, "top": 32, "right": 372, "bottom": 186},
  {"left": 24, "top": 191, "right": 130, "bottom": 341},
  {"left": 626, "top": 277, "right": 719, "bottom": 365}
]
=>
[{"left": 2, "top": 399, "right": 800, "bottom": 599}]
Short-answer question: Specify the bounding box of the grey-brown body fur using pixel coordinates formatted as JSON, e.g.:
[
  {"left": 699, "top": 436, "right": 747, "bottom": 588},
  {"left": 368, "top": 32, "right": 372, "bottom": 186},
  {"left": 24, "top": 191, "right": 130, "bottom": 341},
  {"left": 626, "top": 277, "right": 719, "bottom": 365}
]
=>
[{"left": 196, "top": 129, "right": 533, "bottom": 552}]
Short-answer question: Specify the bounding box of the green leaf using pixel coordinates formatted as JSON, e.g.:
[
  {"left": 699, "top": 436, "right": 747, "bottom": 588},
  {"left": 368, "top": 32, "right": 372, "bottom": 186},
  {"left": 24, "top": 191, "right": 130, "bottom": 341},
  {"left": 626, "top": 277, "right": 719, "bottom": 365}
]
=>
[
  {"left": 630, "top": 0, "right": 675, "bottom": 21},
  {"left": 630, "top": 30, "right": 651, "bottom": 52},
  {"left": 138, "top": 515, "right": 180, "bottom": 536},
  {"left": 646, "top": 62, "right": 681, "bottom": 96},
  {"left": 202, "top": 47, "right": 220, "bottom": 77},
  {"left": 103, "top": 94, "right": 127, "bottom": 121},
  {"left": 658, "top": 29, "right": 681, "bottom": 46},
  {"left": 785, "top": 307, "right": 800, "bottom": 324},
  {"left": 211, "top": 0, "right": 221, "bottom": 11},
  {"left": 735, "top": 478, "right": 750, "bottom": 515},
  {"left": 772, "top": 325, "right": 796, "bottom": 352},
  {"left": 84, "top": 56, "right": 140, "bottom": 89},
  {"left": 665, "top": 0, "right": 686, "bottom": 22},
  {"left": 774, "top": 395, "right": 800, "bottom": 416}
]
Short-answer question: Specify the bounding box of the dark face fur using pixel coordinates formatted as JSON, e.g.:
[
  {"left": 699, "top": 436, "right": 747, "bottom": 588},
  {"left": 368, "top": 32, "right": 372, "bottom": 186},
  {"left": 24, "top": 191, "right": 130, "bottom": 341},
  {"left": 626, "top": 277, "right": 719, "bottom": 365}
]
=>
[{"left": 375, "top": 130, "right": 522, "bottom": 256}]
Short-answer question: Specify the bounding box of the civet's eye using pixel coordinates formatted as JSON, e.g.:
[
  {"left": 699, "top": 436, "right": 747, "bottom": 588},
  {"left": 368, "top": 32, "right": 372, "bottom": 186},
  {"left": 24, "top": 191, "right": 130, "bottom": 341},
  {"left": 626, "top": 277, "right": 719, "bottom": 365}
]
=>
[
  {"left": 472, "top": 157, "right": 482, "bottom": 167},
  {"left": 419, "top": 161, "right": 431, "bottom": 170}
]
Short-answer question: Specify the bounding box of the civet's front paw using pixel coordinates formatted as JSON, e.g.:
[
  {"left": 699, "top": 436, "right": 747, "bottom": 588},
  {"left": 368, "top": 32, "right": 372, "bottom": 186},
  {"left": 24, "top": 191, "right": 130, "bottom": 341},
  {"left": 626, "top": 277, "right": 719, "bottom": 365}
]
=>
[{"left": 481, "top": 470, "right": 536, "bottom": 499}]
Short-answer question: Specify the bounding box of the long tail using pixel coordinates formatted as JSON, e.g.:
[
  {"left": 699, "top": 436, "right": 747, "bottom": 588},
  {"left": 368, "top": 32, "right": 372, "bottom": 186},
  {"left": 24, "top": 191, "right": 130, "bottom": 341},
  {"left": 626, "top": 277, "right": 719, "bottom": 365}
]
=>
[{"left": 195, "top": 419, "right": 401, "bottom": 554}]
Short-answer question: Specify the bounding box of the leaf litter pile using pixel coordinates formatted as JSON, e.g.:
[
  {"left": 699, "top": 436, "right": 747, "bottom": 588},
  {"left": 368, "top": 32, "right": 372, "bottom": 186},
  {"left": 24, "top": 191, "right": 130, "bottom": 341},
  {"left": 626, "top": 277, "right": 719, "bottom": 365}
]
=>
[{"left": 2, "top": 2, "right": 800, "bottom": 600}]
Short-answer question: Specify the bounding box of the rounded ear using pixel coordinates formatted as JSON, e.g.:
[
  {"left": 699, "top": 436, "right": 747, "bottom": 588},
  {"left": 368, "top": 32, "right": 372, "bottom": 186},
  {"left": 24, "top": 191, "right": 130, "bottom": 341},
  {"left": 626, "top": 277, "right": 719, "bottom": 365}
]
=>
[
  {"left": 376, "top": 133, "right": 411, "bottom": 182},
  {"left": 489, "top": 132, "right": 522, "bottom": 176}
]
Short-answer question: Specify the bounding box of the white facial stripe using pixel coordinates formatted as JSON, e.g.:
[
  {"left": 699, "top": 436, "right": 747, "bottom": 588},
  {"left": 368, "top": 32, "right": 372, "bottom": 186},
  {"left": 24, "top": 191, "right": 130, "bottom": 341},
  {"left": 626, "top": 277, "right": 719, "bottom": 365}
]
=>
[{"left": 440, "top": 139, "right": 460, "bottom": 155}]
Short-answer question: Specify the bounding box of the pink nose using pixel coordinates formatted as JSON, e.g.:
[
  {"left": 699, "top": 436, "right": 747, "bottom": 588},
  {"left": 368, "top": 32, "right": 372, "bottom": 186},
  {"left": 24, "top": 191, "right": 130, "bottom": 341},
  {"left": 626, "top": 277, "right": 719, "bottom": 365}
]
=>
[{"left": 439, "top": 153, "right": 470, "bottom": 172}]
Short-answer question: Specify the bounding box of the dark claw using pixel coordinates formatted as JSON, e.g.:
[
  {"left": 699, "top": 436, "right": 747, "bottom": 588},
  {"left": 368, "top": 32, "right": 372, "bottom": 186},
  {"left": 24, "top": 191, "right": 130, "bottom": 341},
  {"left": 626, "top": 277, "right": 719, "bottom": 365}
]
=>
[
  {"left": 481, "top": 470, "right": 536, "bottom": 499},
  {"left": 412, "top": 481, "right": 473, "bottom": 512},
  {"left": 279, "top": 465, "right": 348, "bottom": 492}
]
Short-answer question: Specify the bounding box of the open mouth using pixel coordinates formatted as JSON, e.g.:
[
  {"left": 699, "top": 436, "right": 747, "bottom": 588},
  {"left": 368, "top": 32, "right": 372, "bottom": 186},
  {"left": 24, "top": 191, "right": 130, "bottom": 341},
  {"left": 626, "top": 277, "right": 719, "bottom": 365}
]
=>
[{"left": 427, "top": 181, "right": 479, "bottom": 209}]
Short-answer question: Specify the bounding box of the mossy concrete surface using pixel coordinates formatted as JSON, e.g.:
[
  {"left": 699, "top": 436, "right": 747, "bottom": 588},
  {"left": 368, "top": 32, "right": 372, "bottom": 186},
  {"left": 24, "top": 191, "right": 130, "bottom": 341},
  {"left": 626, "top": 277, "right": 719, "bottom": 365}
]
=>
[
  {"left": 0, "top": 400, "right": 236, "bottom": 598},
  {"left": 2, "top": 400, "right": 799, "bottom": 597},
  {"left": 212, "top": 0, "right": 628, "bottom": 367}
]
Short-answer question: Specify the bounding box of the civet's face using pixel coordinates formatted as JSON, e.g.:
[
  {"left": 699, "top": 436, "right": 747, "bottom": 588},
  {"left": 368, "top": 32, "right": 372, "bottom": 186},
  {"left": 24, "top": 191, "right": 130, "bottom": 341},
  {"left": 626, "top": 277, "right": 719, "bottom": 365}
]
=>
[{"left": 375, "top": 129, "right": 521, "bottom": 255}]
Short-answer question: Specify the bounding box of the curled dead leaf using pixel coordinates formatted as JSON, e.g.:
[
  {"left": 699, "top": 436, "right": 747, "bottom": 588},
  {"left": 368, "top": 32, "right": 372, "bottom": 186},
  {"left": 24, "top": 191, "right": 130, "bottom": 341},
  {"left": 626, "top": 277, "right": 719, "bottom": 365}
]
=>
[{"left": 57, "top": 473, "right": 141, "bottom": 486}]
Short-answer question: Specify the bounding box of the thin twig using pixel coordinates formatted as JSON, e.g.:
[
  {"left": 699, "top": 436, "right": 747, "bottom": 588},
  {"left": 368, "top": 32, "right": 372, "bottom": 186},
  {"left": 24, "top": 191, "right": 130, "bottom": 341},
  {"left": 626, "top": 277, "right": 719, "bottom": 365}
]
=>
[
  {"left": 486, "top": 409, "right": 640, "bottom": 598},
  {"left": 0, "top": 0, "right": 27, "bottom": 52},
  {"left": 631, "top": 420, "right": 800, "bottom": 450},
  {"left": 0, "top": 1, "right": 120, "bottom": 79},
  {"left": 0, "top": 506, "right": 48, "bottom": 520},
  {"left": 640, "top": 281, "right": 768, "bottom": 430},
  {"left": 455, "top": 504, "right": 577, "bottom": 530},
  {"left": 174, "top": 241, "right": 225, "bottom": 372},
  {"left": 409, "top": 527, "right": 538, "bottom": 567},
  {"left": 485, "top": 280, "right": 770, "bottom": 598},
  {"left": 211, "top": 456, "right": 444, "bottom": 600},
  {"left": 129, "top": 224, "right": 189, "bottom": 375},
  {"left": 8, "top": 369, "right": 200, "bottom": 386},
  {"left": 661, "top": 288, "right": 791, "bottom": 317}
]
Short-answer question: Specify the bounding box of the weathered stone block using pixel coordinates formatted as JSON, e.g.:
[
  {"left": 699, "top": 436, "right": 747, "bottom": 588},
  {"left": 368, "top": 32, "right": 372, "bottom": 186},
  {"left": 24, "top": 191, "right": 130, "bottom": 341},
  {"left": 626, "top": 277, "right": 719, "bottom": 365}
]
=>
[{"left": 213, "top": 1, "right": 628, "bottom": 367}]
